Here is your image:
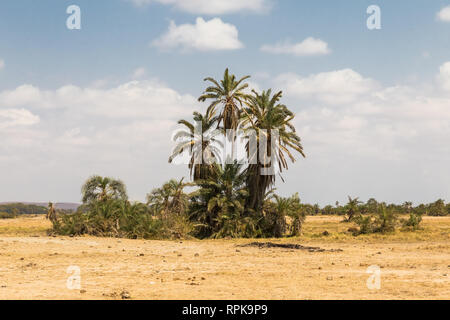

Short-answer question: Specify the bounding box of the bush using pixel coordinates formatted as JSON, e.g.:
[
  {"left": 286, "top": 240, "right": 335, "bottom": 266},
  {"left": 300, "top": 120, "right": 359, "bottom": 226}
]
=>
[
  {"left": 50, "top": 199, "right": 194, "bottom": 240},
  {"left": 401, "top": 212, "right": 423, "bottom": 230},
  {"left": 0, "top": 211, "right": 17, "bottom": 219},
  {"left": 354, "top": 215, "right": 374, "bottom": 235},
  {"left": 428, "top": 199, "right": 447, "bottom": 216},
  {"left": 373, "top": 205, "right": 397, "bottom": 233},
  {"left": 353, "top": 205, "right": 398, "bottom": 235},
  {"left": 260, "top": 193, "right": 306, "bottom": 238},
  {"left": 260, "top": 205, "right": 287, "bottom": 238}
]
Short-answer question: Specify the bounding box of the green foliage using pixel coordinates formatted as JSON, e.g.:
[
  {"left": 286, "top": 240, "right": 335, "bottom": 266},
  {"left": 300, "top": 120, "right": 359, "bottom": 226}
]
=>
[
  {"left": 262, "top": 193, "right": 306, "bottom": 237},
  {"left": 343, "top": 196, "right": 362, "bottom": 222},
  {"left": 241, "top": 89, "right": 305, "bottom": 212},
  {"left": 52, "top": 176, "right": 194, "bottom": 240},
  {"left": 168, "top": 110, "right": 222, "bottom": 181},
  {"left": 146, "top": 178, "right": 190, "bottom": 217},
  {"left": 354, "top": 215, "right": 374, "bottom": 235},
  {"left": 293, "top": 198, "right": 448, "bottom": 217},
  {"left": 374, "top": 205, "right": 397, "bottom": 233},
  {"left": 427, "top": 199, "right": 447, "bottom": 216},
  {"left": 189, "top": 162, "right": 251, "bottom": 238},
  {"left": 81, "top": 175, "right": 128, "bottom": 204},
  {"left": 353, "top": 205, "right": 399, "bottom": 235},
  {"left": 198, "top": 68, "right": 250, "bottom": 132},
  {"left": 402, "top": 212, "right": 423, "bottom": 230},
  {"left": 51, "top": 198, "right": 193, "bottom": 240}
]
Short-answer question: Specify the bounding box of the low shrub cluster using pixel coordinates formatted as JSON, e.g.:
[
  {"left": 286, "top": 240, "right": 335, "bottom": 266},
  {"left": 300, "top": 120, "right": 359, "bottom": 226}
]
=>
[
  {"left": 352, "top": 205, "right": 423, "bottom": 235},
  {"left": 51, "top": 198, "right": 194, "bottom": 240},
  {"left": 0, "top": 211, "right": 17, "bottom": 219}
]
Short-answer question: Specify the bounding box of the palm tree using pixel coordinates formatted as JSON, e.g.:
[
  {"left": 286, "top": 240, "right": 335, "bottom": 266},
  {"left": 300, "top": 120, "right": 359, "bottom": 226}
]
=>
[
  {"left": 169, "top": 110, "right": 222, "bottom": 181},
  {"left": 190, "top": 162, "right": 249, "bottom": 238},
  {"left": 263, "top": 193, "right": 305, "bottom": 237},
  {"left": 402, "top": 201, "right": 413, "bottom": 214},
  {"left": 241, "top": 89, "right": 305, "bottom": 212},
  {"left": 146, "top": 178, "right": 190, "bottom": 217},
  {"left": 81, "top": 175, "right": 128, "bottom": 204},
  {"left": 374, "top": 205, "right": 397, "bottom": 233},
  {"left": 344, "top": 196, "right": 362, "bottom": 222},
  {"left": 198, "top": 68, "right": 250, "bottom": 133}
]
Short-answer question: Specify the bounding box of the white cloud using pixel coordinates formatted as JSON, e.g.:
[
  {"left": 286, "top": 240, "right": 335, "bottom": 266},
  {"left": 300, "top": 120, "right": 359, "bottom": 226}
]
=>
[
  {"left": 0, "top": 108, "right": 39, "bottom": 129},
  {"left": 261, "top": 38, "right": 331, "bottom": 56},
  {"left": 437, "top": 61, "right": 450, "bottom": 90},
  {"left": 437, "top": 6, "right": 450, "bottom": 22},
  {"left": 0, "top": 79, "right": 198, "bottom": 202},
  {"left": 3, "top": 65, "right": 450, "bottom": 204},
  {"left": 279, "top": 67, "right": 450, "bottom": 157},
  {"left": 275, "top": 69, "right": 378, "bottom": 104},
  {"left": 127, "top": 0, "right": 271, "bottom": 15},
  {"left": 0, "top": 81, "right": 196, "bottom": 118},
  {"left": 152, "top": 17, "right": 243, "bottom": 52},
  {"left": 271, "top": 64, "right": 450, "bottom": 203}
]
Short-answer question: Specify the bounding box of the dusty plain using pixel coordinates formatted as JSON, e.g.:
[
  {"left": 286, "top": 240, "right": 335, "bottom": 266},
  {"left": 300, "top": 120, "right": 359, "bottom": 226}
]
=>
[{"left": 0, "top": 215, "right": 448, "bottom": 300}]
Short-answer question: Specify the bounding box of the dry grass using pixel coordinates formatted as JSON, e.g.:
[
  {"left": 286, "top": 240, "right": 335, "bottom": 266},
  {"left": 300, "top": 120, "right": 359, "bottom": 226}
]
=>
[{"left": 0, "top": 215, "right": 448, "bottom": 300}]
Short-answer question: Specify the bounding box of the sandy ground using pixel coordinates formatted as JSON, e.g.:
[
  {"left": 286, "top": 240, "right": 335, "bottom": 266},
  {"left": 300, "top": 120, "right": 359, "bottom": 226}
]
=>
[{"left": 0, "top": 216, "right": 448, "bottom": 300}]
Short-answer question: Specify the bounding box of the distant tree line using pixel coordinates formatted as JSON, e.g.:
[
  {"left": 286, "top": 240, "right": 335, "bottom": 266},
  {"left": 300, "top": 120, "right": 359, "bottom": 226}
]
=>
[
  {"left": 0, "top": 203, "right": 74, "bottom": 219},
  {"left": 0, "top": 203, "right": 47, "bottom": 216},
  {"left": 308, "top": 197, "right": 450, "bottom": 217}
]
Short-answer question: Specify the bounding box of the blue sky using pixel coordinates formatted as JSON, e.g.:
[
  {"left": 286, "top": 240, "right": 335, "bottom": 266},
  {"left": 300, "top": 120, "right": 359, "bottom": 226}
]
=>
[
  {"left": 1, "top": 0, "right": 450, "bottom": 205},
  {"left": 2, "top": 0, "right": 450, "bottom": 91}
]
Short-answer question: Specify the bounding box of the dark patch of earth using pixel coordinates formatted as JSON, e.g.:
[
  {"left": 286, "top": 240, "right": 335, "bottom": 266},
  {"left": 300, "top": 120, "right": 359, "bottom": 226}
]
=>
[{"left": 238, "top": 242, "right": 343, "bottom": 252}]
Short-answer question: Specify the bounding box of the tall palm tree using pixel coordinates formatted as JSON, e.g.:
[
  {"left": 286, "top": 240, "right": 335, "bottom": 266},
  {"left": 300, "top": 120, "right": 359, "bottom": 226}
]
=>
[
  {"left": 198, "top": 68, "right": 250, "bottom": 133},
  {"left": 169, "top": 110, "right": 222, "bottom": 181},
  {"left": 81, "top": 175, "right": 128, "bottom": 204},
  {"left": 241, "top": 89, "right": 305, "bottom": 212}
]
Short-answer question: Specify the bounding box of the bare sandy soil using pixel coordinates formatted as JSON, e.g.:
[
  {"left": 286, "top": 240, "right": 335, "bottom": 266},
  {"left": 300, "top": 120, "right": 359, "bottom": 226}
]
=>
[{"left": 0, "top": 216, "right": 448, "bottom": 300}]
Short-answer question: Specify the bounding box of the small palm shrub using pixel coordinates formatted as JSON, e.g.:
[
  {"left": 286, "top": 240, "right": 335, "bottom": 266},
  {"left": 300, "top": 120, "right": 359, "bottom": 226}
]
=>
[
  {"left": 343, "top": 196, "right": 362, "bottom": 222},
  {"left": 354, "top": 215, "right": 374, "bottom": 235},
  {"left": 261, "top": 202, "right": 287, "bottom": 238},
  {"left": 374, "top": 205, "right": 397, "bottom": 233},
  {"left": 50, "top": 198, "right": 193, "bottom": 240},
  {"left": 261, "top": 192, "right": 306, "bottom": 238},
  {"left": 401, "top": 212, "right": 423, "bottom": 230},
  {"left": 354, "top": 205, "right": 398, "bottom": 235}
]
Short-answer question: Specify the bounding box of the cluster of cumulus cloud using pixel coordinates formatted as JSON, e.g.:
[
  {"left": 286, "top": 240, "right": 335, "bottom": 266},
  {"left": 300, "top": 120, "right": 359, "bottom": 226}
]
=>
[
  {"left": 1, "top": 1, "right": 450, "bottom": 202},
  {"left": 1, "top": 63, "right": 450, "bottom": 201}
]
